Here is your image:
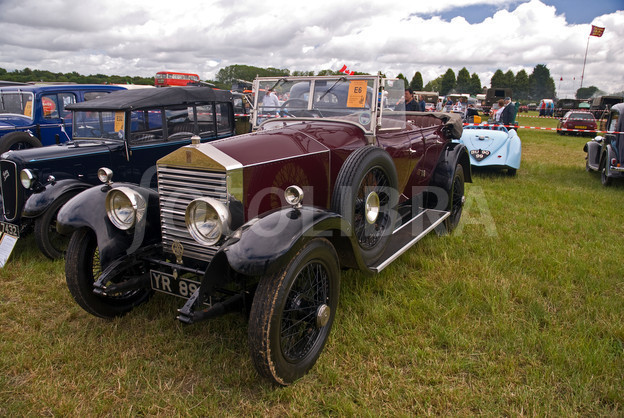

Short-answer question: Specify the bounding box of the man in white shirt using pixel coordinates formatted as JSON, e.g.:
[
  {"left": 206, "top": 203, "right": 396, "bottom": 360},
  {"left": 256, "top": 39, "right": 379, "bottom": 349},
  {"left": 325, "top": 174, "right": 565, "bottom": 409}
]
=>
[{"left": 262, "top": 89, "right": 280, "bottom": 115}]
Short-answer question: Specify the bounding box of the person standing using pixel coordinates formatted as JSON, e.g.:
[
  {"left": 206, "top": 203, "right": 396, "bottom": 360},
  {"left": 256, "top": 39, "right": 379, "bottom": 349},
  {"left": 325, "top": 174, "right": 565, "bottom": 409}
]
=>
[
  {"left": 262, "top": 88, "right": 280, "bottom": 115},
  {"left": 405, "top": 88, "right": 419, "bottom": 111},
  {"left": 419, "top": 95, "right": 426, "bottom": 112}
]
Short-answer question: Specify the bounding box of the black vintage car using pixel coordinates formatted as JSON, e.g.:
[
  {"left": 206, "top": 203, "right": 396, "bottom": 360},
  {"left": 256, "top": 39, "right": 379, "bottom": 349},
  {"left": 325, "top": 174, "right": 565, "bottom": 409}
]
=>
[
  {"left": 56, "top": 75, "right": 470, "bottom": 385},
  {"left": 584, "top": 102, "right": 624, "bottom": 186},
  {"left": 0, "top": 86, "right": 236, "bottom": 260}
]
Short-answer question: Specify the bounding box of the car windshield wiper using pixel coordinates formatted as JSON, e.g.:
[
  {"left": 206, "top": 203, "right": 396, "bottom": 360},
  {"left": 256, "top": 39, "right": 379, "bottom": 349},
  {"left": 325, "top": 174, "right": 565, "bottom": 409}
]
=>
[{"left": 316, "top": 77, "right": 347, "bottom": 104}]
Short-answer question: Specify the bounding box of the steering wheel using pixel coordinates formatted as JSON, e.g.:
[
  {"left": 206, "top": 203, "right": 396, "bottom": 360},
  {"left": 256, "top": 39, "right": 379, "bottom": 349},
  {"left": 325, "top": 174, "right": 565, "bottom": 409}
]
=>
[{"left": 280, "top": 99, "right": 323, "bottom": 118}]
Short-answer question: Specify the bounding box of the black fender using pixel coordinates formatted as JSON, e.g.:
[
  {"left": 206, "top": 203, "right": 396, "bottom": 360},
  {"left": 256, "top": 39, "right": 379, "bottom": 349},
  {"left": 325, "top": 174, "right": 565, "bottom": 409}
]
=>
[
  {"left": 22, "top": 179, "right": 92, "bottom": 218},
  {"left": 56, "top": 183, "right": 161, "bottom": 269},
  {"left": 213, "top": 205, "right": 366, "bottom": 278},
  {"left": 430, "top": 142, "right": 472, "bottom": 192},
  {"left": 602, "top": 144, "right": 615, "bottom": 168},
  {"left": 583, "top": 140, "right": 602, "bottom": 168}
]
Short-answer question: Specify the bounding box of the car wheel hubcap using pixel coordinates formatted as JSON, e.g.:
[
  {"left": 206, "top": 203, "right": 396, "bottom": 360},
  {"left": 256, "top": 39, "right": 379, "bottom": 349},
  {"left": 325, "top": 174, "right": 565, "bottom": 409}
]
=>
[
  {"left": 365, "top": 191, "right": 380, "bottom": 224},
  {"left": 316, "top": 304, "right": 331, "bottom": 328}
]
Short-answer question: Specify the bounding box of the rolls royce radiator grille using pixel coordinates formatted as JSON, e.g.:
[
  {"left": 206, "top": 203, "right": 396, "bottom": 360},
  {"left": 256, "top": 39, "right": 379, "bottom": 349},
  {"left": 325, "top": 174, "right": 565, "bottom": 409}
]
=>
[{"left": 157, "top": 165, "right": 228, "bottom": 262}]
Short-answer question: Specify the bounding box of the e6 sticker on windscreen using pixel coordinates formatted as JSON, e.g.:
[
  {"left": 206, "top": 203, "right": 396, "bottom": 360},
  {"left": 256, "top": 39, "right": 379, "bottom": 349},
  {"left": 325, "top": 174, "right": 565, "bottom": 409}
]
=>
[
  {"left": 114, "top": 111, "right": 125, "bottom": 132},
  {"left": 346, "top": 80, "right": 368, "bottom": 108}
]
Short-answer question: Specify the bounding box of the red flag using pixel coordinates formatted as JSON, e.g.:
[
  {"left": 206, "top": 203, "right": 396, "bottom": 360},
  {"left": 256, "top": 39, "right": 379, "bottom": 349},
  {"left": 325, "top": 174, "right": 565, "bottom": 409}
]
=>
[
  {"left": 590, "top": 25, "right": 605, "bottom": 37},
  {"left": 339, "top": 64, "right": 355, "bottom": 75},
  {"left": 560, "top": 77, "right": 563, "bottom": 81}
]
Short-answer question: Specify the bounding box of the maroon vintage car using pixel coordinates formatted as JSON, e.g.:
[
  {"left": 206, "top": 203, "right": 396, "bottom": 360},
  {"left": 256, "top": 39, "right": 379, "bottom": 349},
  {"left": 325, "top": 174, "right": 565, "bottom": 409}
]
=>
[{"left": 56, "top": 75, "right": 471, "bottom": 385}]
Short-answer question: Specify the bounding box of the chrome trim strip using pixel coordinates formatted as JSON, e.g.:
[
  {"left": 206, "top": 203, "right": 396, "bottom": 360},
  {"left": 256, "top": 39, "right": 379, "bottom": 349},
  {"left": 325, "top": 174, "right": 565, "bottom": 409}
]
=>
[
  {"left": 372, "top": 209, "right": 450, "bottom": 273},
  {"left": 192, "top": 143, "right": 243, "bottom": 171}
]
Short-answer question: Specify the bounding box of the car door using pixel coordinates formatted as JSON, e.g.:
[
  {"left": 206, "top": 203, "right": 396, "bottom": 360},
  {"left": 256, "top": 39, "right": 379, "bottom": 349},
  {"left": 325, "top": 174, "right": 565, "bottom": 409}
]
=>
[{"left": 38, "top": 92, "right": 75, "bottom": 145}]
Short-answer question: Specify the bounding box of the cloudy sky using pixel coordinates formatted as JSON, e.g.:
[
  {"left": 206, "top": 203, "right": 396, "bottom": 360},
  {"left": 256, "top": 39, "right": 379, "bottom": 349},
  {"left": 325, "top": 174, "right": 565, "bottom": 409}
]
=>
[{"left": 0, "top": 0, "right": 622, "bottom": 97}]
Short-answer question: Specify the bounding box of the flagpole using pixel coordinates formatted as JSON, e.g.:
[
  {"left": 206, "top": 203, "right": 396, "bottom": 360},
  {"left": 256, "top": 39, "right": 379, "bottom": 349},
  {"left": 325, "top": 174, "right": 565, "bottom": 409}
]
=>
[{"left": 580, "top": 35, "right": 590, "bottom": 90}]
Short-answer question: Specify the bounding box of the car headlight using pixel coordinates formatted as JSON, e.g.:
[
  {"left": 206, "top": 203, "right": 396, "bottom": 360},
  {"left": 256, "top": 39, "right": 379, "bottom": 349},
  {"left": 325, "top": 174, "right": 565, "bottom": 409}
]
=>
[
  {"left": 98, "top": 167, "right": 113, "bottom": 184},
  {"left": 20, "top": 169, "right": 36, "bottom": 189},
  {"left": 105, "top": 187, "right": 146, "bottom": 230},
  {"left": 284, "top": 185, "right": 304, "bottom": 207},
  {"left": 185, "top": 197, "right": 231, "bottom": 246}
]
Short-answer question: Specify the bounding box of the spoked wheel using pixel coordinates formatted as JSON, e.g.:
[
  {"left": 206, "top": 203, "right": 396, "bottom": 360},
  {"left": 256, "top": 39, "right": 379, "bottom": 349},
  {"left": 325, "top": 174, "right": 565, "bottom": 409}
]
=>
[
  {"left": 65, "top": 228, "right": 151, "bottom": 319},
  {"left": 248, "top": 238, "right": 340, "bottom": 385},
  {"left": 34, "top": 193, "right": 74, "bottom": 260},
  {"left": 443, "top": 163, "right": 466, "bottom": 233},
  {"left": 331, "top": 146, "right": 398, "bottom": 265}
]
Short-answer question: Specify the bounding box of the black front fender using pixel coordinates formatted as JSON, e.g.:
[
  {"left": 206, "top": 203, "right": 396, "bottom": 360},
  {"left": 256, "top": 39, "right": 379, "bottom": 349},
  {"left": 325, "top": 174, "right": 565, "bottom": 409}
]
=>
[
  {"left": 56, "top": 183, "right": 161, "bottom": 269},
  {"left": 217, "top": 206, "right": 356, "bottom": 277},
  {"left": 22, "top": 179, "right": 91, "bottom": 218},
  {"left": 431, "top": 142, "right": 472, "bottom": 191}
]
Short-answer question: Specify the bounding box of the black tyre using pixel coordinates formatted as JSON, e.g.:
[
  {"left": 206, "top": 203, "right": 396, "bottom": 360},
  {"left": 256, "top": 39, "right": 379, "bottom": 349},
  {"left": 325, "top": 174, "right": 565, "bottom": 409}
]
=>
[
  {"left": 65, "top": 228, "right": 151, "bottom": 319},
  {"left": 248, "top": 238, "right": 340, "bottom": 385},
  {"left": 506, "top": 168, "right": 517, "bottom": 176},
  {"left": 0, "top": 131, "right": 41, "bottom": 153},
  {"left": 601, "top": 160, "right": 612, "bottom": 186},
  {"left": 34, "top": 193, "right": 75, "bottom": 260},
  {"left": 331, "top": 146, "right": 398, "bottom": 265},
  {"left": 443, "top": 163, "right": 466, "bottom": 233}
]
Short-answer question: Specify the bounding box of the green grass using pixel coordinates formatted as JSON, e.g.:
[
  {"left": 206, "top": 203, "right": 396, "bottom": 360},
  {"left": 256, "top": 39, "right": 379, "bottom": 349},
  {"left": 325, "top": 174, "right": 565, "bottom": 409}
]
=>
[{"left": 1, "top": 124, "right": 623, "bottom": 415}]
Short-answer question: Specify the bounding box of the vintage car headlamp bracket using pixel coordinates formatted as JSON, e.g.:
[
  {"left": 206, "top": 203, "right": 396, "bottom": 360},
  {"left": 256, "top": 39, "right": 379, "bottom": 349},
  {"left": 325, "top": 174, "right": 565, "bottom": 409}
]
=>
[
  {"left": 20, "top": 169, "right": 37, "bottom": 189},
  {"left": 185, "top": 197, "right": 231, "bottom": 246},
  {"left": 105, "top": 186, "right": 146, "bottom": 230}
]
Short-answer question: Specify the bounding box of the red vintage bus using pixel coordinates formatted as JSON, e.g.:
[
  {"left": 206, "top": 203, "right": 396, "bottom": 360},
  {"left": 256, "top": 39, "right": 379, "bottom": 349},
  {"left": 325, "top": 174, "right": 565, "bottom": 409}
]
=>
[{"left": 154, "top": 71, "right": 200, "bottom": 87}]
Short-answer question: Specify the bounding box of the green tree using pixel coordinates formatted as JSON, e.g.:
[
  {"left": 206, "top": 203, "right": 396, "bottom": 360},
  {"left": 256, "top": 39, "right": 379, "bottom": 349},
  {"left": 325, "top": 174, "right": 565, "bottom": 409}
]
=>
[
  {"left": 216, "top": 64, "right": 290, "bottom": 86},
  {"left": 528, "top": 64, "right": 556, "bottom": 100},
  {"left": 490, "top": 69, "right": 505, "bottom": 88},
  {"left": 410, "top": 72, "right": 423, "bottom": 91},
  {"left": 440, "top": 69, "right": 456, "bottom": 95},
  {"left": 576, "top": 86, "right": 603, "bottom": 99},
  {"left": 514, "top": 70, "right": 530, "bottom": 101},
  {"left": 470, "top": 73, "right": 482, "bottom": 95},
  {"left": 455, "top": 67, "right": 471, "bottom": 93},
  {"left": 424, "top": 76, "right": 441, "bottom": 92},
  {"left": 504, "top": 70, "right": 515, "bottom": 90}
]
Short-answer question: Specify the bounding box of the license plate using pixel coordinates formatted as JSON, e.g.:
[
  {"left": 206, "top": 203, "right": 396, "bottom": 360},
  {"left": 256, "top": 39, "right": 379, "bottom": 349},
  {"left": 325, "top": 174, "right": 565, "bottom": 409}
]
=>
[
  {"left": 470, "top": 149, "right": 491, "bottom": 161},
  {"left": 574, "top": 125, "right": 587, "bottom": 130},
  {"left": 0, "top": 222, "right": 19, "bottom": 238},
  {"left": 150, "top": 269, "right": 200, "bottom": 299}
]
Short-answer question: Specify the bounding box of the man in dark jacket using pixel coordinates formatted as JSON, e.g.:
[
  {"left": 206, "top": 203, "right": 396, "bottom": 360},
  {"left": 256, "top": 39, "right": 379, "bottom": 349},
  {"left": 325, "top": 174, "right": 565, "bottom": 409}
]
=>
[
  {"left": 405, "top": 88, "right": 419, "bottom": 111},
  {"left": 500, "top": 97, "right": 516, "bottom": 127}
]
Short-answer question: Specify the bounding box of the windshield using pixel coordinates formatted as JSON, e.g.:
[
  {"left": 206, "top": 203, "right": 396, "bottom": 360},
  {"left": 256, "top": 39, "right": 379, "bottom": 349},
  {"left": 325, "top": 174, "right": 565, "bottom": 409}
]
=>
[
  {"left": 252, "top": 76, "right": 394, "bottom": 133},
  {"left": 0, "top": 91, "right": 35, "bottom": 119},
  {"left": 73, "top": 109, "right": 165, "bottom": 141}
]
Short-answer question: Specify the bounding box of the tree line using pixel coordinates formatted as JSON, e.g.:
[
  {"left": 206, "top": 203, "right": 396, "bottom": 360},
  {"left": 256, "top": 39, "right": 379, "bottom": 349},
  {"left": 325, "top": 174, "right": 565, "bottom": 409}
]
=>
[{"left": 1, "top": 65, "right": 612, "bottom": 101}]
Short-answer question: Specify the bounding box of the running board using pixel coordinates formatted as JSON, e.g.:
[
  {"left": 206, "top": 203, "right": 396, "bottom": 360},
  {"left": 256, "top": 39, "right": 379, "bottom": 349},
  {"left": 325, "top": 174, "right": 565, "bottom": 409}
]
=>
[{"left": 370, "top": 209, "right": 449, "bottom": 273}]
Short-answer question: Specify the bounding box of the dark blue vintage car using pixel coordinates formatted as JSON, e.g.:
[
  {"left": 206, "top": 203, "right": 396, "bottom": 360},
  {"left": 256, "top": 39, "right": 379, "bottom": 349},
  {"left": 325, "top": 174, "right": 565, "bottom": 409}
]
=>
[
  {"left": 584, "top": 102, "right": 624, "bottom": 185},
  {"left": 0, "top": 84, "right": 126, "bottom": 153},
  {"left": 0, "top": 86, "right": 236, "bottom": 261}
]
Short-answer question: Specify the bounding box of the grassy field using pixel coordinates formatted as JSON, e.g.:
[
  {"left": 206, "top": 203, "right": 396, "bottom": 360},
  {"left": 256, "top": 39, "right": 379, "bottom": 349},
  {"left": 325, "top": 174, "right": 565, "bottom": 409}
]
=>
[{"left": 1, "top": 114, "right": 622, "bottom": 415}]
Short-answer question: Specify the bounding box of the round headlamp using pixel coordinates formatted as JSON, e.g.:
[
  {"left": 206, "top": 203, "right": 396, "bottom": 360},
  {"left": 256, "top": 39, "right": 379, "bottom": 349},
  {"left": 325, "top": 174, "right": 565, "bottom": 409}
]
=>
[
  {"left": 284, "top": 185, "right": 304, "bottom": 207},
  {"left": 20, "top": 169, "right": 36, "bottom": 189},
  {"left": 185, "top": 197, "right": 231, "bottom": 246},
  {"left": 105, "top": 187, "right": 146, "bottom": 230},
  {"left": 98, "top": 167, "right": 113, "bottom": 184}
]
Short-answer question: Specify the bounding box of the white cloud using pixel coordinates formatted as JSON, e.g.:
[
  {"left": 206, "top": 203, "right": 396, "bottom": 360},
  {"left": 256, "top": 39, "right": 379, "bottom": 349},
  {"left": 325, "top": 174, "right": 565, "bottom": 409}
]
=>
[{"left": 0, "top": 0, "right": 621, "bottom": 95}]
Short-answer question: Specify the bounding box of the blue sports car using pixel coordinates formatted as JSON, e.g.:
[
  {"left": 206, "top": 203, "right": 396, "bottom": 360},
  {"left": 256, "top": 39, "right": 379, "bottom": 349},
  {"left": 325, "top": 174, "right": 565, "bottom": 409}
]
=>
[{"left": 455, "top": 124, "right": 521, "bottom": 175}]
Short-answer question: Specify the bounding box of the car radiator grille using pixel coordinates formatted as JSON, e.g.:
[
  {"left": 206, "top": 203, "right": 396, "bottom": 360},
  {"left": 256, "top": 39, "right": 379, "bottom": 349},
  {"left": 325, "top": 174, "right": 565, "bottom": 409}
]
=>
[
  {"left": 157, "top": 165, "right": 228, "bottom": 262},
  {"left": 0, "top": 160, "right": 18, "bottom": 221}
]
